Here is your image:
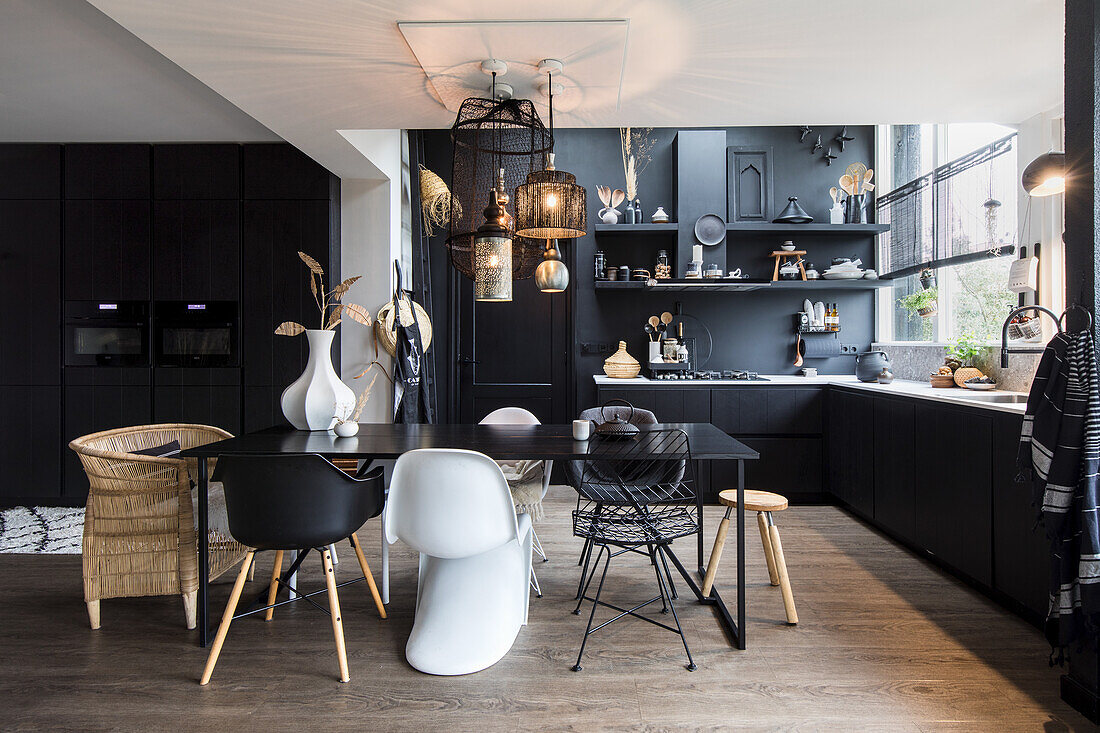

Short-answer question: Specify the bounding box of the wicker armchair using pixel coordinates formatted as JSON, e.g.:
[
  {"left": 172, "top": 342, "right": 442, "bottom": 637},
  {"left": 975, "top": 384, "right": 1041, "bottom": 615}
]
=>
[{"left": 69, "top": 424, "right": 248, "bottom": 630}]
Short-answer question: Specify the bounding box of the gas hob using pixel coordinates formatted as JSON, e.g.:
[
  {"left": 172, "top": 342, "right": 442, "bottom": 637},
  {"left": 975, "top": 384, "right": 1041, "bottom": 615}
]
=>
[{"left": 650, "top": 369, "right": 768, "bottom": 381}]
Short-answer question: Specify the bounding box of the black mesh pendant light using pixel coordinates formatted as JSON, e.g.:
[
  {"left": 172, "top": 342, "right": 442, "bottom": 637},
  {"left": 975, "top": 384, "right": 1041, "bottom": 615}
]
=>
[{"left": 447, "top": 72, "right": 551, "bottom": 282}]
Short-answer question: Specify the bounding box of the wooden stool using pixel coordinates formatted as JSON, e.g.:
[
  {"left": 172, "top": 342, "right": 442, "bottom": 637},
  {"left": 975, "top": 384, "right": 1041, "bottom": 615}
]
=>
[
  {"left": 702, "top": 489, "right": 797, "bottom": 624},
  {"left": 769, "top": 251, "right": 807, "bottom": 281}
]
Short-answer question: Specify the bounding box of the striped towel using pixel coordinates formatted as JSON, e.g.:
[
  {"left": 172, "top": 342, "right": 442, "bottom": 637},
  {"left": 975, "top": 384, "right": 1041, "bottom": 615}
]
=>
[{"left": 1018, "top": 329, "right": 1100, "bottom": 654}]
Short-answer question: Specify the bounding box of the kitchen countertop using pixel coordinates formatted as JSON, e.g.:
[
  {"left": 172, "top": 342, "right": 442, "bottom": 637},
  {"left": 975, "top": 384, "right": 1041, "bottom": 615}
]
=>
[{"left": 593, "top": 374, "right": 1028, "bottom": 414}]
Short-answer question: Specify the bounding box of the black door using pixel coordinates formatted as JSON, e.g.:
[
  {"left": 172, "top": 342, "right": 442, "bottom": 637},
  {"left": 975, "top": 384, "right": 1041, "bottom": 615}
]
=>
[{"left": 454, "top": 275, "right": 572, "bottom": 425}]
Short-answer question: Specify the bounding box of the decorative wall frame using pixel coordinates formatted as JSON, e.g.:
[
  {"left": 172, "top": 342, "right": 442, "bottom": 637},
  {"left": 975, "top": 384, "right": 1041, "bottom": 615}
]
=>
[{"left": 726, "top": 145, "right": 774, "bottom": 223}]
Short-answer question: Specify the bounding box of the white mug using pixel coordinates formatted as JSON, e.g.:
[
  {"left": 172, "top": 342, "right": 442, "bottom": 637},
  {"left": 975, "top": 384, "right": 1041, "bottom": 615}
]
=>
[{"left": 573, "top": 419, "right": 593, "bottom": 441}]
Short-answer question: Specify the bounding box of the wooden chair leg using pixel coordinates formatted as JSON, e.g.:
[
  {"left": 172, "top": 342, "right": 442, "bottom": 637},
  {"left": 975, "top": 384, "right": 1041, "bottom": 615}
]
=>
[
  {"left": 200, "top": 551, "right": 255, "bottom": 685},
  {"left": 322, "top": 549, "right": 350, "bottom": 683},
  {"left": 349, "top": 533, "right": 386, "bottom": 619},
  {"left": 183, "top": 589, "right": 197, "bottom": 629},
  {"left": 757, "top": 511, "right": 780, "bottom": 586},
  {"left": 247, "top": 560, "right": 256, "bottom": 582},
  {"left": 265, "top": 550, "right": 284, "bottom": 622},
  {"left": 767, "top": 518, "right": 798, "bottom": 624},
  {"left": 701, "top": 509, "right": 731, "bottom": 597},
  {"left": 86, "top": 600, "right": 101, "bottom": 630}
]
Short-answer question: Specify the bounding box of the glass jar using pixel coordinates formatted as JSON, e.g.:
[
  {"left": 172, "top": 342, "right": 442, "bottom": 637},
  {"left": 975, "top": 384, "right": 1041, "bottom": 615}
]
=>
[
  {"left": 594, "top": 250, "right": 606, "bottom": 280},
  {"left": 662, "top": 338, "right": 679, "bottom": 362}
]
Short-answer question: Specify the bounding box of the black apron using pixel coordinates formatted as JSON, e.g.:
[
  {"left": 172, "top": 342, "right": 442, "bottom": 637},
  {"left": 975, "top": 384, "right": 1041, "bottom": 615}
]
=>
[{"left": 390, "top": 261, "right": 433, "bottom": 424}]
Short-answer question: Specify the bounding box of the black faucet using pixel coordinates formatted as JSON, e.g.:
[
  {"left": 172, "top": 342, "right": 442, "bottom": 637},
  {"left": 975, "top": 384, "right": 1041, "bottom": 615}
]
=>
[{"left": 1000, "top": 305, "right": 1061, "bottom": 367}]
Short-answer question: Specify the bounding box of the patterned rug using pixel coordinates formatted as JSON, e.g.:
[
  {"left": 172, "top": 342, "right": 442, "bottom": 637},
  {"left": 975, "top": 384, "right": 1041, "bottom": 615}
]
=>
[{"left": 0, "top": 507, "right": 83, "bottom": 554}]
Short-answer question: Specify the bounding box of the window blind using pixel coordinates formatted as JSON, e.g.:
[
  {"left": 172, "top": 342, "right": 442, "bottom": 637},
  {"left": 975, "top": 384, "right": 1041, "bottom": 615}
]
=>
[{"left": 877, "top": 133, "right": 1017, "bottom": 279}]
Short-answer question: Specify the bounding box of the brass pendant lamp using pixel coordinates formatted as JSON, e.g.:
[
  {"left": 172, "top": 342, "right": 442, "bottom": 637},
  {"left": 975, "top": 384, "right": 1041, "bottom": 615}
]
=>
[{"left": 514, "top": 60, "right": 586, "bottom": 293}]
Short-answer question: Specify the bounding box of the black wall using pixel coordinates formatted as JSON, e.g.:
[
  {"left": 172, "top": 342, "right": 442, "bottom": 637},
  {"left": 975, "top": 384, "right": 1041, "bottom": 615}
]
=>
[
  {"left": 0, "top": 142, "right": 339, "bottom": 506},
  {"left": 421, "top": 125, "right": 877, "bottom": 420}
]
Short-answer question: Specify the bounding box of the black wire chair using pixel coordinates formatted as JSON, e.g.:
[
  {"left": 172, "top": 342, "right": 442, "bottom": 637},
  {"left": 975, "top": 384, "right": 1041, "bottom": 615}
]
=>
[{"left": 570, "top": 428, "right": 699, "bottom": 671}]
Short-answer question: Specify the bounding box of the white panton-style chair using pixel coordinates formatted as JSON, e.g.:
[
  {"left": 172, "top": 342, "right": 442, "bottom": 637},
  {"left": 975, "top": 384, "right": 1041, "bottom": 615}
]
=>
[{"left": 386, "top": 449, "right": 532, "bottom": 675}]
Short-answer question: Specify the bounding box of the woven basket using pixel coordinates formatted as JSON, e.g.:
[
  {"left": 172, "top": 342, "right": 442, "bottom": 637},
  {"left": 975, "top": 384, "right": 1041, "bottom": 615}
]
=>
[
  {"left": 930, "top": 373, "right": 956, "bottom": 388},
  {"left": 953, "top": 366, "right": 984, "bottom": 388},
  {"left": 375, "top": 296, "right": 432, "bottom": 357},
  {"left": 603, "top": 341, "right": 641, "bottom": 379}
]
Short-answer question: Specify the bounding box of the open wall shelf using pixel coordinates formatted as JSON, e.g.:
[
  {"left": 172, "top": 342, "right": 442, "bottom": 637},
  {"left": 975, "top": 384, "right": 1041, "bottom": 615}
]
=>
[
  {"left": 593, "top": 278, "right": 891, "bottom": 293},
  {"left": 725, "top": 223, "right": 889, "bottom": 236}
]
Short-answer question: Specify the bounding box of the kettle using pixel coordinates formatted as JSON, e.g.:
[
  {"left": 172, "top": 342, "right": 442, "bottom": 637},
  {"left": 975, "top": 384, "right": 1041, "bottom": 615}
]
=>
[
  {"left": 594, "top": 399, "right": 641, "bottom": 440},
  {"left": 855, "top": 351, "right": 891, "bottom": 383}
]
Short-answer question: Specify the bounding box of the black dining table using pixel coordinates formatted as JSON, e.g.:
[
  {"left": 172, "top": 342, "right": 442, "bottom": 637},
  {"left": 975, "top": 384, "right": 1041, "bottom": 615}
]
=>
[{"left": 180, "top": 422, "right": 759, "bottom": 650}]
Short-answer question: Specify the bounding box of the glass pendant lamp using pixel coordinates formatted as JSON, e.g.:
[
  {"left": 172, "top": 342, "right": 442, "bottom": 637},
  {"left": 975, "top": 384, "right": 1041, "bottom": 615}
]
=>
[{"left": 514, "top": 60, "right": 586, "bottom": 292}]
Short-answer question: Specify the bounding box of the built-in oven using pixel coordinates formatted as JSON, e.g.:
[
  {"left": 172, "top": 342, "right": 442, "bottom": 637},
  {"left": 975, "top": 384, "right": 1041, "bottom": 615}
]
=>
[
  {"left": 154, "top": 301, "right": 239, "bottom": 367},
  {"left": 63, "top": 301, "right": 150, "bottom": 367}
]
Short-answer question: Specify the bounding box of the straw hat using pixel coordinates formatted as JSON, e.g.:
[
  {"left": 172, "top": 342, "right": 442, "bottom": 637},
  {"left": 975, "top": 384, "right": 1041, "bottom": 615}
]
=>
[{"left": 375, "top": 296, "right": 432, "bottom": 357}]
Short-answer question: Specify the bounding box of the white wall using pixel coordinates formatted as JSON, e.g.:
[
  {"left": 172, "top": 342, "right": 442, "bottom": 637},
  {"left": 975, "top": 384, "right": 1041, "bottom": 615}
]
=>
[
  {"left": 338, "top": 130, "right": 405, "bottom": 423},
  {"left": 1015, "top": 106, "right": 1065, "bottom": 323}
]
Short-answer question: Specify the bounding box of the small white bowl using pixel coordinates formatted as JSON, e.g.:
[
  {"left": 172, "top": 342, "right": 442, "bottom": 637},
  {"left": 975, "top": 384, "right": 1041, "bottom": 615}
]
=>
[{"left": 333, "top": 421, "right": 359, "bottom": 437}]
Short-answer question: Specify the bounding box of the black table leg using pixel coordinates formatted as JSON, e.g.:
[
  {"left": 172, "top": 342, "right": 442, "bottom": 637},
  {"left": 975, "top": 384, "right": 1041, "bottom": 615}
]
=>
[
  {"left": 198, "top": 457, "right": 209, "bottom": 648},
  {"left": 737, "top": 458, "right": 746, "bottom": 649}
]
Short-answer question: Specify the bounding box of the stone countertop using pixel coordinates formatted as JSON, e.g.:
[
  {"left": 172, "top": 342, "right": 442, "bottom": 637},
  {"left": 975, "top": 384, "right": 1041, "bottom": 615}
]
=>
[{"left": 592, "top": 374, "right": 1028, "bottom": 414}]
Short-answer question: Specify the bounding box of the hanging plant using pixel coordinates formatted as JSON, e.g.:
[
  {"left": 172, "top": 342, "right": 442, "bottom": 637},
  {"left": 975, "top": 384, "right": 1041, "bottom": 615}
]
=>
[
  {"left": 419, "top": 165, "right": 459, "bottom": 237},
  {"left": 274, "top": 252, "right": 372, "bottom": 335},
  {"left": 919, "top": 268, "right": 937, "bottom": 290},
  {"left": 898, "top": 287, "right": 939, "bottom": 318}
]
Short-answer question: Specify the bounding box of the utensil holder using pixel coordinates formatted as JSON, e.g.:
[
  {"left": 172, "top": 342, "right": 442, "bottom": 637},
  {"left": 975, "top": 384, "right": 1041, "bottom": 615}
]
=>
[{"left": 844, "top": 194, "right": 867, "bottom": 224}]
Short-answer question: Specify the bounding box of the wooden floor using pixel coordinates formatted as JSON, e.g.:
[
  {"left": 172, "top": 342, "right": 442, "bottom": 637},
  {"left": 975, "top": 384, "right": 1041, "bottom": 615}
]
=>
[{"left": 1, "top": 487, "right": 1092, "bottom": 732}]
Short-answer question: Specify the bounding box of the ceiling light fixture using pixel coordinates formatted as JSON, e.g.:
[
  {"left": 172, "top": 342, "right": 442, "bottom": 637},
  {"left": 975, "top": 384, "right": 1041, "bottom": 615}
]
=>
[
  {"left": 515, "top": 59, "right": 586, "bottom": 293},
  {"left": 473, "top": 169, "right": 513, "bottom": 302}
]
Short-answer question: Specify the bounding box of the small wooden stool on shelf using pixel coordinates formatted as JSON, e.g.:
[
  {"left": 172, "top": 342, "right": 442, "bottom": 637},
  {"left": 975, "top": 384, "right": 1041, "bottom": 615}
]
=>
[
  {"left": 770, "top": 251, "right": 807, "bottom": 281},
  {"left": 702, "top": 489, "right": 797, "bottom": 624}
]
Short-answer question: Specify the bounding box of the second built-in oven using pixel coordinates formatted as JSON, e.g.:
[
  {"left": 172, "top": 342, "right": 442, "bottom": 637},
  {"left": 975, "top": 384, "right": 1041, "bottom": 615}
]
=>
[{"left": 154, "top": 301, "right": 239, "bottom": 367}]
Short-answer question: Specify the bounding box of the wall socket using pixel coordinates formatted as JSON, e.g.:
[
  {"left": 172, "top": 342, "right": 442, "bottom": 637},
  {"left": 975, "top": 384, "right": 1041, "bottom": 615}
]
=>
[
  {"left": 839, "top": 344, "right": 860, "bottom": 354},
  {"left": 581, "top": 342, "right": 616, "bottom": 355}
]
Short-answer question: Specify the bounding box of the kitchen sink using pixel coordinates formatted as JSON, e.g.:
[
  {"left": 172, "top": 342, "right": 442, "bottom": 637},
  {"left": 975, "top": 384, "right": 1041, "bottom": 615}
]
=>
[{"left": 951, "top": 392, "right": 1029, "bottom": 404}]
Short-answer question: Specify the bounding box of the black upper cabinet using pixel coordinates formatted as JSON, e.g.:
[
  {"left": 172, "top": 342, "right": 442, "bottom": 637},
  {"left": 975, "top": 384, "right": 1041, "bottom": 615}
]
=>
[
  {"left": 242, "top": 143, "right": 337, "bottom": 200},
  {"left": 64, "top": 144, "right": 150, "bottom": 199},
  {"left": 242, "top": 199, "right": 332, "bottom": 386},
  {"left": 64, "top": 200, "right": 151, "bottom": 300},
  {"left": 153, "top": 200, "right": 240, "bottom": 300},
  {"left": 153, "top": 144, "right": 241, "bottom": 200},
  {"left": 0, "top": 200, "right": 61, "bottom": 384},
  {"left": 873, "top": 396, "right": 917, "bottom": 543},
  {"left": 0, "top": 144, "right": 61, "bottom": 199}
]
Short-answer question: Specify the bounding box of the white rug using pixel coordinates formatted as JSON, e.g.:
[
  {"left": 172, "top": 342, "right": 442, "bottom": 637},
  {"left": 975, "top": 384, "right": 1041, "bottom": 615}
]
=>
[{"left": 0, "top": 507, "right": 83, "bottom": 554}]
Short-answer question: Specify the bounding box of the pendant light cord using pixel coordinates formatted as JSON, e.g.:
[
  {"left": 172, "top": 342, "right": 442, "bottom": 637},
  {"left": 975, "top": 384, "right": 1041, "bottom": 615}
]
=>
[{"left": 547, "top": 70, "right": 554, "bottom": 153}]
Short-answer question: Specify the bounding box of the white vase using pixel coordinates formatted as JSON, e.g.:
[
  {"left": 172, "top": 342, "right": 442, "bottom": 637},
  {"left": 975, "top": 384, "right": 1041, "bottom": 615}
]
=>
[
  {"left": 333, "top": 421, "right": 359, "bottom": 438},
  {"left": 280, "top": 329, "right": 354, "bottom": 431}
]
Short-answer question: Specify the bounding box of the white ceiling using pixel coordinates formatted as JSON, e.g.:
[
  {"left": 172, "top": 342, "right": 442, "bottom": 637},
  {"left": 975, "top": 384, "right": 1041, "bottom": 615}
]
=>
[
  {"left": 0, "top": 0, "right": 278, "bottom": 142},
  {"left": 7, "top": 1, "right": 1066, "bottom": 179}
]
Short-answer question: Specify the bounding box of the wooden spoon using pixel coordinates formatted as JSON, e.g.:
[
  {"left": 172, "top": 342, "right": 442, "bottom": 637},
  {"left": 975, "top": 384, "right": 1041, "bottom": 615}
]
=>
[
  {"left": 829, "top": 187, "right": 838, "bottom": 205},
  {"left": 794, "top": 334, "right": 804, "bottom": 367},
  {"left": 649, "top": 315, "right": 660, "bottom": 330},
  {"left": 660, "top": 311, "right": 673, "bottom": 326},
  {"left": 839, "top": 175, "right": 855, "bottom": 196}
]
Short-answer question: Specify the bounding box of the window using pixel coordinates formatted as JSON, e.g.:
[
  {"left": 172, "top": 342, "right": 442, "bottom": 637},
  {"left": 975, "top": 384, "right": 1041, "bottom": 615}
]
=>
[{"left": 876, "top": 124, "right": 1019, "bottom": 343}]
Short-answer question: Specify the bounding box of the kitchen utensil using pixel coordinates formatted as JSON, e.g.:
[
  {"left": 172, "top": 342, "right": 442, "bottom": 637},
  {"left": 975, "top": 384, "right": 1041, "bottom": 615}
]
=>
[
  {"left": 794, "top": 333, "right": 804, "bottom": 367},
  {"left": 779, "top": 260, "right": 802, "bottom": 280},
  {"left": 803, "top": 299, "right": 815, "bottom": 324},
  {"left": 649, "top": 315, "right": 660, "bottom": 329},
  {"left": 644, "top": 323, "right": 656, "bottom": 341},
  {"left": 648, "top": 341, "right": 662, "bottom": 363},
  {"left": 845, "top": 163, "right": 868, "bottom": 194},
  {"left": 855, "top": 351, "right": 891, "bottom": 382},
  {"left": 814, "top": 301, "right": 826, "bottom": 326},
  {"left": 572, "top": 419, "right": 593, "bottom": 440},
  {"left": 693, "top": 213, "right": 726, "bottom": 246},
  {"left": 863, "top": 169, "right": 874, "bottom": 189},
  {"left": 773, "top": 197, "right": 813, "bottom": 224},
  {"left": 829, "top": 187, "right": 838, "bottom": 204},
  {"left": 844, "top": 193, "right": 867, "bottom": 224},
  {"left": 661, "top": 312, "right": 673, "bottom": 327},
  {"left": 594, "top": 400, "right": 641, "bottom": 439},
  {"left": 839, "top": 175, "right": 855, "bottom": 196}
]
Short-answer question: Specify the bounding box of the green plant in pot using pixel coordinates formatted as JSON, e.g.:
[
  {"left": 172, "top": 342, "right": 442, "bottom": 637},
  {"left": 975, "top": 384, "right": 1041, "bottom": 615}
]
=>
[
  {"left": 919, "top": 268, "right": 937, "bottom": 290},
  {"left": 947, "top": 330, "right": 982, "bottom": 367},
  {"left": 898, "top": 287, "right": 938, "bottom": 318}
]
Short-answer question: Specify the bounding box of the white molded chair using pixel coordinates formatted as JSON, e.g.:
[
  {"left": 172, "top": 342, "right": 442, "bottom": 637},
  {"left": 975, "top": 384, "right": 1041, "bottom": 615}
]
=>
[
  {"left": 479, "top": 407, "right": 552, "bottom": 596},
  {"left": 386, "top": 449, "right": 533, "bottom": 675}
]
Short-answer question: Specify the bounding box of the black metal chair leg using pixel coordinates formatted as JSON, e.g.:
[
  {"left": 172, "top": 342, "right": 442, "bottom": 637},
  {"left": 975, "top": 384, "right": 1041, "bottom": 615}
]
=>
[
  {"left": 572, "top": 545, "right": 611, "bottom": 672},
  {"left": 659, "top": 544, "right": 678, "bottom": 600},
  {"left": 573, "top": 545, "right": 603, "bottom": 615},
  {"left": 577, "top": 537, "right": 590, "bottom": 566},
  {"left": 657, "top": 545, "right": 696, "bottom": 671},
  {"left": 575, "top": 536, "right": 596, "bottom": 600},
  {"left": 650, "top": 546, "right": 669, "bottom": 613}
]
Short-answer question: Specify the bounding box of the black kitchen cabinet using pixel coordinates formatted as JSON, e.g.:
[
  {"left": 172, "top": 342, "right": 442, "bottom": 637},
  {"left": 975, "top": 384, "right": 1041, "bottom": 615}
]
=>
[
  {"left": 711, "top": 388, "right": 822, "bottom": 435},
  {"left": 593, "top": 386, "right": 711, "bottom": 423},
  {"left": 992, "top": 412, "right": 1048, "bottom": 620},
  {"left": 243, "top": 385, "right": 285, "bottom": 433},
  {"left": 63, "top": 200, "right": 151, "bottom": 300},
  {"left": 0, "top": 386, "right": 62, "bottom": 503},
  {"left": 64, "top": 144, "right": 150, "bottom": 200},
  {"left": 154, "top": 368, "right": 241, "bottom": 435},
  {"left": 712, "top": 437, "right": 823, "bottom": 496},
  {"left": 826, "top": 389, "right": 874, "bottom": 518},
  {"left": 243, "top": 144, "right": 338, "bottom": 201},
  {"left": 914, "top": 402, "right": 993, "bottom": 586},
  {"left": 152, "top": 200, "right": 240, "bottom": 300},
  {"left": 62, "top": 367, "right": 153, "bottom": 497},
  {"left": 242, "top": 199, "right": 337, "bottom": 389},
  {"left": 153, "top": 144, "right": 240, "bottom": 200},
  {"left": 873, "top": 396, "right": 918, "bottom": 543},
  {"left": 0, "top": 144, "right": 61, "bottom": 199},
  {"left": 0, "top": 200, "right": 61, "bottom": 384}
]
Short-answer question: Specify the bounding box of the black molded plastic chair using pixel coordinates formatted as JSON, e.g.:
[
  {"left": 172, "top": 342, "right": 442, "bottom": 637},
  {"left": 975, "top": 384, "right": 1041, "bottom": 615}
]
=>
[
  {"left": 200, "top": 455, "right": 387, "bottom": 685},
  {"left": 570, "top": 429, "right": 699, "bottom": 672}
]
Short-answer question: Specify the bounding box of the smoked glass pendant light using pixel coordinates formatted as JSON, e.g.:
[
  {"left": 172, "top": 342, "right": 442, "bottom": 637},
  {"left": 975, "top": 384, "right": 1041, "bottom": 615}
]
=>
[
  {"left": 1021, "top": 151, "right": 1066, "bottom": 197},
  {"left": 515, "top": 60, "right": 585, "bottom": 293}
]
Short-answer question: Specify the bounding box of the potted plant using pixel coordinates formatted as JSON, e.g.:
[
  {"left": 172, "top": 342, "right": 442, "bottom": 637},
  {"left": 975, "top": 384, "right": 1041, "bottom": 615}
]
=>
[
  {"left": 946, "top": 330, "right": 982, "bottom": 367},
  {"left": 898, "top": 287, "right": 938, "bottom": 318},
  {"left": 274, "top": 252, "right": 373, "bottom": 430}
]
